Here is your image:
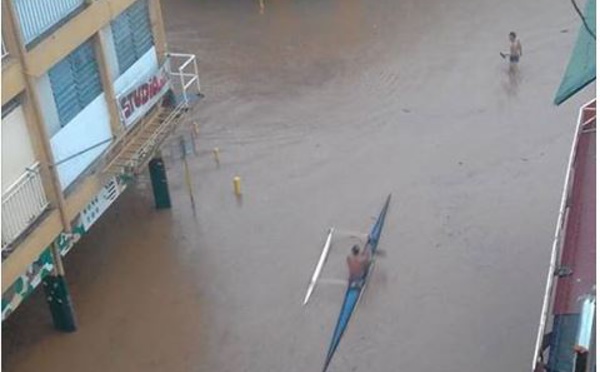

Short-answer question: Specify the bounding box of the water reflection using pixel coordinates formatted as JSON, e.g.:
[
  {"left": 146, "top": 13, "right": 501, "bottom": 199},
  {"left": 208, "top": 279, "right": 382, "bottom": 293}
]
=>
[{"left": 503, "top": 62, "right": 522, "bottom": 96}]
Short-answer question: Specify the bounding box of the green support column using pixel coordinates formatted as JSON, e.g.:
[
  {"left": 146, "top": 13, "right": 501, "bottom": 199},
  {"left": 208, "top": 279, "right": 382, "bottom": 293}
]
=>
[
  {"left": 149, "top": 155, "right": 172, "bottom": 209},
  {"left": 43, "top": 275, "right": 77, "bottom": 332},
  {"left": 43, "top": 243, "right": 77, "bottom": 332}
]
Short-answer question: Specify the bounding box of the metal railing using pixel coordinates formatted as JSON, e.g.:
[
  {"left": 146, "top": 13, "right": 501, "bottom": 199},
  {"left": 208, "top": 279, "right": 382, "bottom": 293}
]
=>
[
  {"left": 1, "top": 34, "right": 8, "bottom": 59},
  {"left": 531, "top": 98, "right": 596, "bottom": 371},
  {"left": 103, "top": 51, "right": 201, "bottom": 177},
  {"left": 128, "top": 101, "right": 187, "bottom": 173},
  {"left": 12, "top": 0, "right": 86, "bottom": 45},
  {"left": 165, "top": 53, "right": 202, "bottom": 107},
  {"left": 2, "top": 163, "right": 49, "bottom": 250}
]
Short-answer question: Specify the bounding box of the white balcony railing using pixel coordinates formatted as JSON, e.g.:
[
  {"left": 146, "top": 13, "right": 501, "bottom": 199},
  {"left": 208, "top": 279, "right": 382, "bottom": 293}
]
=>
[
  {"left": 2, "top": 163, "right": 49, "bottom": 250},
  {"left": 1, "top": 34, "right": 8, "bottom": 59},
  {"left": 531, "top": 98, "right": 596, "bottom": 371},
  {"left": 12, "top": 0, "right": 86, "bottom": 45},
  {"left": 165, "top": 53, "right": 202, "bottom": 107}
]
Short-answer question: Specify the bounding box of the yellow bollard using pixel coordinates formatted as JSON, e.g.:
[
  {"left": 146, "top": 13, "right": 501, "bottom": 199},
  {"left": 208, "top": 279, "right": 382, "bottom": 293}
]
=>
[
  {"left": 233, "top": 176, "right": 242, "bottom": 196},
  {"left": 213, "top": 147, "right": 220, "bottom": 165}
]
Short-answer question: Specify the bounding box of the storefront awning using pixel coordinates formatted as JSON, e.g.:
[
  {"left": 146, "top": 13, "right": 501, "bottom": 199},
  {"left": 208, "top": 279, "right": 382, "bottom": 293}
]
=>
[{"left": 554, "top": 0, "right": 596, "bottom": 105}]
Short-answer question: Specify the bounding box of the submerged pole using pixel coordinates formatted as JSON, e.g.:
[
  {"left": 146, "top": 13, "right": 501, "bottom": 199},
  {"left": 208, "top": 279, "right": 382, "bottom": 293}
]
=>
[{"left": 43, "top": 242, "right": 77, "bottom": 332}]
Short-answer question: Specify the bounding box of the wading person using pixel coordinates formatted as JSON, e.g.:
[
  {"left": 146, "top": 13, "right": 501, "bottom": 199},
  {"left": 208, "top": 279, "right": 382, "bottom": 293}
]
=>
[
  {"left": 501, "top": 32, "right": 523, "bottom": 71},
  {"left": 347, "top": 244, "right": 371, "bottom": 284}
]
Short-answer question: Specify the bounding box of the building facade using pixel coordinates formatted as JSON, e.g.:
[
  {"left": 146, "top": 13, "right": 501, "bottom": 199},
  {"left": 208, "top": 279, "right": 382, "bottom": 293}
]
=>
[{"left": 1, "top": 0, "right": 200, "bottom": 328}]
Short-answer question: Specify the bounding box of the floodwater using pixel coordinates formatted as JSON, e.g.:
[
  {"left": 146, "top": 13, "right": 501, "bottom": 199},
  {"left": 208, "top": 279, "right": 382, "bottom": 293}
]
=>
[{"left": 2, "top": 0, "right": 595, "bottom": 371}]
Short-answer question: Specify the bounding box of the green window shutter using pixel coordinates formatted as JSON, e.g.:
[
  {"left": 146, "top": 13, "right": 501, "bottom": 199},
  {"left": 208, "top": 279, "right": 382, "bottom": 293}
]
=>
[
  {"left": 111, "top": 0, "right": 155, "bottom": 75},
  {"left": 48, "top": 40, "right": 102, "bottom": 126}
]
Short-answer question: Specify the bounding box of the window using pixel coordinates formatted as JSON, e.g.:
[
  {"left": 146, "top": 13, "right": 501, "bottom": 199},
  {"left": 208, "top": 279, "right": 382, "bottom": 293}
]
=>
[
  {"left": 1, "top": 96, "right": 22, "bottom": 119},
  {"left": 48, "top": 40, "right": 103, "bottom": 127},
  {"left": 13, "top": 0, "right": 86, "bottom": 47},
  {"left": 111, "top": 0, "right": 154, "bottom": 75}
]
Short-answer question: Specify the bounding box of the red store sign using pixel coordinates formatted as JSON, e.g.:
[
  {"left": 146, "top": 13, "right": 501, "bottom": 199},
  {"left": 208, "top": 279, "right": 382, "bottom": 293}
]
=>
[{"left": 117, "top": 65, "right": 171, "bottom": 127}]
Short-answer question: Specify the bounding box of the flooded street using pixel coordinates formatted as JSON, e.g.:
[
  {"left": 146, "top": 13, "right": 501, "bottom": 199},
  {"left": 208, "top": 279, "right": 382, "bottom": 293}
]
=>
[{"left": 3, "top": 0, "right": 595, "bottom": 371}]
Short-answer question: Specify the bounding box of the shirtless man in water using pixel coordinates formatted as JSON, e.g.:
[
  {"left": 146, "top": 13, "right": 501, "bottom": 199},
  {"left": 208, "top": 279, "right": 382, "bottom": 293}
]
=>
[
  {"left": 501, "top": 32, "right": 523, "bottom": 67},
  {"left": 508, "top": 32, "right": 523, "bottom": 63},
  {"left": 347, "top": 244, "right": 371, "bottom": 283}
]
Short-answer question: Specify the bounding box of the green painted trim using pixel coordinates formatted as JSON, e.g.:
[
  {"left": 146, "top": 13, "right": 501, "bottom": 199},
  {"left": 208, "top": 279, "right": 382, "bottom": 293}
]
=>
[
  {"left": 2, "top": 176, "right": 128, "bottom": 320},
  {"left": 2, "top": 249, "right": 54, "bottom": 319}
]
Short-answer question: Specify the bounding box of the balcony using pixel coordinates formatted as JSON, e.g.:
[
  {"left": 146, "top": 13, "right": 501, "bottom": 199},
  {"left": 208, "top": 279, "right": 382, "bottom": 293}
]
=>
[
  {"left": 2, "top": 163, "right": 50, "bottom": 255},
  {"left": 532, "top": 99, "right": 596, "bottom": 371},
  {"left": 104, "top": 53, "right": 202, "bottom": 177}
]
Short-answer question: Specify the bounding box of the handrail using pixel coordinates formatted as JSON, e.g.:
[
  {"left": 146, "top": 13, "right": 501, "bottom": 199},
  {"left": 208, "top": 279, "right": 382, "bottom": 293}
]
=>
[
  {"left": 531, "top": 98, "right": 596, "bottom": 370},
  {"left": 104, "top": 51, "right": 201, "bottom": 177},
  {"left": 2, "top": 162, "right": 49, "bottom": 250},
  {"left": 126, "top": 101, "right": 187, "bottom": 171},
  {"left": 1, "top": 35, "right": 8, "bottom": 59},
  {"left": 164, "top": 52, "right": 202, "bottom": 107}
]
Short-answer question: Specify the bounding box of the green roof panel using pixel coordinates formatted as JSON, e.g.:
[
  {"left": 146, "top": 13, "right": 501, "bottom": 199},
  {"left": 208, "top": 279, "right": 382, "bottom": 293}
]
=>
[{"left": 554, "top": 0, "right": 596, "bottom": 105}]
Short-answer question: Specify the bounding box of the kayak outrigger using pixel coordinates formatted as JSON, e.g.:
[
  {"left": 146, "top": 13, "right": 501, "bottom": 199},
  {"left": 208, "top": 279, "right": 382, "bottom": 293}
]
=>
[
  {"left": 322, "top": 194, "right": 391, "bottom": 371},
  {"left": 303, "top": 195, "right": 391, "bottom": 372}
]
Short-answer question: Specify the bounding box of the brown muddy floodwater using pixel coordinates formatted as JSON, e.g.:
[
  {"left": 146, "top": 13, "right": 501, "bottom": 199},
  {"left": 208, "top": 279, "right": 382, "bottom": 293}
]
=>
[{"left": 2, "top": 0, "right": 595, "bottom": 371}]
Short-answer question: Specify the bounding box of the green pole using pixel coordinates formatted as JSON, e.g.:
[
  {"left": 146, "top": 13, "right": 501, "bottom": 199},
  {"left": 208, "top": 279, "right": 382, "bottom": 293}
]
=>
[
  {"left": 43, "top": 242, "right": 77, "bottom": 332},
  {"left": 149, "top": 152, "right": 172, "bottom": 209}
]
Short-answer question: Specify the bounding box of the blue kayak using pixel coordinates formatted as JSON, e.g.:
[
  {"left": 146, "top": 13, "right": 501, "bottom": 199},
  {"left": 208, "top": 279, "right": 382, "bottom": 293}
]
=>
[{"left": 322, "top": 194, "right": 392, "bottom": 372}]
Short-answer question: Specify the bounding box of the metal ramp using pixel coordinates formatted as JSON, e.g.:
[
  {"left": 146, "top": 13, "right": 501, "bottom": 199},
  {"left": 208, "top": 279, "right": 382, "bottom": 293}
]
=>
[
  {"left": 102, "top": 53, "right": 202, "bottom": 179},
  {"left": 103, "top": 103, "right": 187, "bottom": 176}
]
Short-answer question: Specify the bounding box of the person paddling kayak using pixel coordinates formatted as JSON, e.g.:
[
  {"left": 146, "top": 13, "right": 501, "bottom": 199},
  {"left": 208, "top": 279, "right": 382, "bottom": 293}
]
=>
[{"left": 347, "top": 244, "right": 371, "bottom": 283}]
